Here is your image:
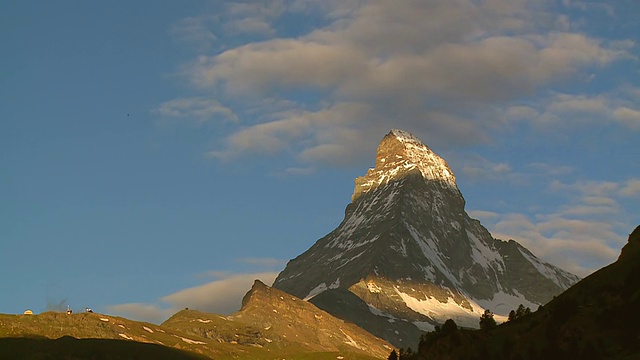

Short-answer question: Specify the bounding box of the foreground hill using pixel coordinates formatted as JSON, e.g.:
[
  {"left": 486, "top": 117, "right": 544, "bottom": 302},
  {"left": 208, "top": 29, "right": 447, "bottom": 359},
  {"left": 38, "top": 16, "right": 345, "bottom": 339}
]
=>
[
  {"left": 275, "top": 129, "right": 578, "bottom": 347},
  {"left": 163, "top": 280, "right": 393, "bottom": 359},
  {"left": 0, "top": 311, "right": 225, "bottom": 359},
  {"left": 404, "top": 225, "right": 640, "bottom": 360},
  {"left": 0, "top": 281, "right": 391, "bottom": 359},
  {"left": 0, "top": 336, "right": 208, "bottom": 360}
]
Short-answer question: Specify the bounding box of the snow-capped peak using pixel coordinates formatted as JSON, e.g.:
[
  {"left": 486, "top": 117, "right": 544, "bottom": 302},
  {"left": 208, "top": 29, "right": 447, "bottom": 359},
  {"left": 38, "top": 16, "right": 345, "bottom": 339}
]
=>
[{"left": 352, "top": 129, "right": 458, "bottom": 201}]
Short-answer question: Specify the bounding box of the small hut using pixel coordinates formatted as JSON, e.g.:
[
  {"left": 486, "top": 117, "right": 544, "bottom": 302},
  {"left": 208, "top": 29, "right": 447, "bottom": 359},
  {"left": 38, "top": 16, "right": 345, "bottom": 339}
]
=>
[{"left": 23, "top": 309, "right": 33, "bottom": 315}]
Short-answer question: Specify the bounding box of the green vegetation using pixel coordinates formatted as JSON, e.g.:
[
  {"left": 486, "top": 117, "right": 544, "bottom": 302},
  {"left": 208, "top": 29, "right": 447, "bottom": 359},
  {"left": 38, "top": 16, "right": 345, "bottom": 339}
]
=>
[
  {"left": 479, "top": 309, "right": 497, "bottom": 330},
  {"left": 507, "top": 304, "right": 531, "bottom": 322},
  {"left": 388, "top": 349, "right": 398, "bottom": 360}
]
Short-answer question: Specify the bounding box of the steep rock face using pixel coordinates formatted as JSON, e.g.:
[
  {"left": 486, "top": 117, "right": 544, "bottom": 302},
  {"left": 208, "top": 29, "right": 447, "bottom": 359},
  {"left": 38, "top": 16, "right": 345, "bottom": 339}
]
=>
[{"left": 274, "top": 129, "right": 579, "bottom": 347}]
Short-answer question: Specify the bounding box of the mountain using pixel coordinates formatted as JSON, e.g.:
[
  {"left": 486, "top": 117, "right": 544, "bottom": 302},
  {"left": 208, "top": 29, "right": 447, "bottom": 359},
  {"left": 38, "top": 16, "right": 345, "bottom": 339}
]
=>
[
  {"left": 274, "top": 129, "right": 579, "bottom": 347},
  {"left": 0, "top": 281, "right": 391, "bottom": 359},
  {"left": 408, "top": 225, "right": 640, "bottom": 360}
]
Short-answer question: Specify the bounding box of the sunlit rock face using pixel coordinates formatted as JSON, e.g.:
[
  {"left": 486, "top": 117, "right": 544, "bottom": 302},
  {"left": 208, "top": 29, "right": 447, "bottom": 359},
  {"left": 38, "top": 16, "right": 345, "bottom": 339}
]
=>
[{"left": 274, "top": 129, "right": 579, "bottom": 347}]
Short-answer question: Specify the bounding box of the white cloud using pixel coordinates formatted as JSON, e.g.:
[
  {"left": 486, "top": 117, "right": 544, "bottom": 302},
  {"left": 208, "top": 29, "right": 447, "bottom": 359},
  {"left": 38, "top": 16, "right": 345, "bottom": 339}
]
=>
[
  {"left": 106, "top": 303, "right": 174, "bottom": 325},
  {"left": 205, "top": 102, "right": 381, "bottom": 165},
  {"left": 513, "top": 87, "right": 640, "bottom": 130},
  {"left": 170, "top": 16, "right": 217, "bottom": 50},
  {"left": 581, "top": 196, "right": 617, "bottom": 207},
  {"left": 161, "top": 272, "right": 278, "bottom": 315},
  {"left": 224, "top": 1, "right": 286, "bottom": 36},
  {"left": 481, "top": 177, "right": 638, "bottom": 276},
  {"left": 613, "top": 107, "right": 640, "bottom": 128},
  {"left": 492, "top": 213, "right": 624, "bottom": 276},
  {"left": 106, "top": 271, "right": 278, "bottom": 324},
  {"left": 547, "top": 93, "right": 610, "bottom": 115},
  {"left": 506, "top": 105, "right": 540, "bottom": 121},
  {"left": 155, "top": 97, "right": 238, "bottom": 123},
  {"left": 468, "top": 210, "right": 500, "bottom": 221},
  {"left": 620, "top": 179, "right": 640, "bottom": 197},
  {"left": 164, "top": 0, "right": 631, "bottom": 164},
  {"left": 562, "top": 0, "right": 615, "bottom": 18},
  {"left": 460, "top": 157, "right": 576, "bottom": 185},
  {"left": 462, "top": 157, "right": 514, "bottom": 182}
]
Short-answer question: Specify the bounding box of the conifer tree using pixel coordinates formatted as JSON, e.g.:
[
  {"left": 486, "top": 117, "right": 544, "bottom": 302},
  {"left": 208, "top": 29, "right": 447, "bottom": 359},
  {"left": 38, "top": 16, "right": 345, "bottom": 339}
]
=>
[
  {"left": 480, "top": 309, "right": 497, "bottom": 329},
  {"left": 388, "top": 349, "right": 398, "bottom": 360}
]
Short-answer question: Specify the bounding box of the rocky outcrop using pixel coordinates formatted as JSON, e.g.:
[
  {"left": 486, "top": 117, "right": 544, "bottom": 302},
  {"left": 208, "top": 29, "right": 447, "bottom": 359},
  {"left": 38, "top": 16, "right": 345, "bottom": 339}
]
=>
[{"left": 230, "top": 280, "right": 394, "bottom": 358}]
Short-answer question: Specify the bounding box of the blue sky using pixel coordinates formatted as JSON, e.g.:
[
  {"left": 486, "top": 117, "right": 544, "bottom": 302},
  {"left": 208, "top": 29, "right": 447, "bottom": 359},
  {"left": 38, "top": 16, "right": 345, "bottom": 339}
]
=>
[{"left": 2, "top": 0, "right": 638, "bottom": 323}]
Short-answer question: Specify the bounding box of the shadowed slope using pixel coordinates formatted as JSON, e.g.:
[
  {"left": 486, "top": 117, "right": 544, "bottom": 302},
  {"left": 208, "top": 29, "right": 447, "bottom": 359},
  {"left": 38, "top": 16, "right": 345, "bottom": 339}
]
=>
[
  {"left": 409, "top": 225, "right": 640, "bottom": 360},
  {"left": 0, "top": 336, "right": 208, "bottom": 360}
]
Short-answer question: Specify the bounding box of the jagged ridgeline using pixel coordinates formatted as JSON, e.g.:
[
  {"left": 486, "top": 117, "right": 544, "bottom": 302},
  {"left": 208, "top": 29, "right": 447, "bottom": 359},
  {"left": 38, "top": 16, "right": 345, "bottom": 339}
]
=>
[{"left": 274, "top": 129, "right": 579, "bottom": 348}]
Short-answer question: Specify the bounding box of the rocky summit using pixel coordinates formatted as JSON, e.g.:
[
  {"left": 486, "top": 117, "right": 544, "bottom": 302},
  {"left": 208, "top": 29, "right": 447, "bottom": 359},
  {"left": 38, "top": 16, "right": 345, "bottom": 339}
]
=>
[{"left": 274, "top": 129, "right": 580, "bottom": 347}]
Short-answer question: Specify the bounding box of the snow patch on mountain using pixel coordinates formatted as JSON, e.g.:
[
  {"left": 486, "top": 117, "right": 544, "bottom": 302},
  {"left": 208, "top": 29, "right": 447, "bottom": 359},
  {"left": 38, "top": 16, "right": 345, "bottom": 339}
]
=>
[
  {"left": 471, "top": 290, "right": 538, "bottom": 316},
  {"left": 467, "top": 230, "right": 505, "bottom": 272},
  {"left": 414, "top": 321, "right": 436, "bottom": 332},
  {"left": 389, "top": 129, "right": 457, "bottom": 188},
  {"left": 336, "top": 249, "right": 367, "bottom": 269},
  {"left": 368, "top": 304, "right": 396, "bottom": 319},
  {"left": 329, "top": 278, "right": 341, "bottom": 289},
  {"left": 408, "top": 223, "right": 458, "bottom": 285},
  {"left": 118, "top": 333, "right": 134, "bottom": 340},
  {"left": 304, "top": 283, "right": 327, "bottom": 301},
  {"left": 341, "top": 329, "right": 362, "bottom": 350},
  {"left": 518, "top": 247, "right": 579, "bottom": 289},
  {"left": 395, "top": 288, "right": 484, "bottom": 329},
  {"left": 396, "top": 288, "right": 517, "bottom": 328}
]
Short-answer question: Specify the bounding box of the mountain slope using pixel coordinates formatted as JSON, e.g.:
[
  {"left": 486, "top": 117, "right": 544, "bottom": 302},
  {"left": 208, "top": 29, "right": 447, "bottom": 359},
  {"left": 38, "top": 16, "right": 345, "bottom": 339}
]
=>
[
  {"left": 274, "top": 129, "right": 579, "bottom": 347},
  {"left": 163, "top": 280, "right": 393, "bottom": 359},
  {"left": 411, "top": 225, "right": 640, "bottom": 360},
  {"left": 0, "top": 312, "right": 234, "bottom": 359}
]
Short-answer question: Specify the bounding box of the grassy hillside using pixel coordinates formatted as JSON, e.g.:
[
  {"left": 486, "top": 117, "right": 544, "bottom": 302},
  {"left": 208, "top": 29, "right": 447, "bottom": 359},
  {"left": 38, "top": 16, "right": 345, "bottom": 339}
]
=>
[{"left": 0, "top": 281, "right": 391, "bottom": 359}]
